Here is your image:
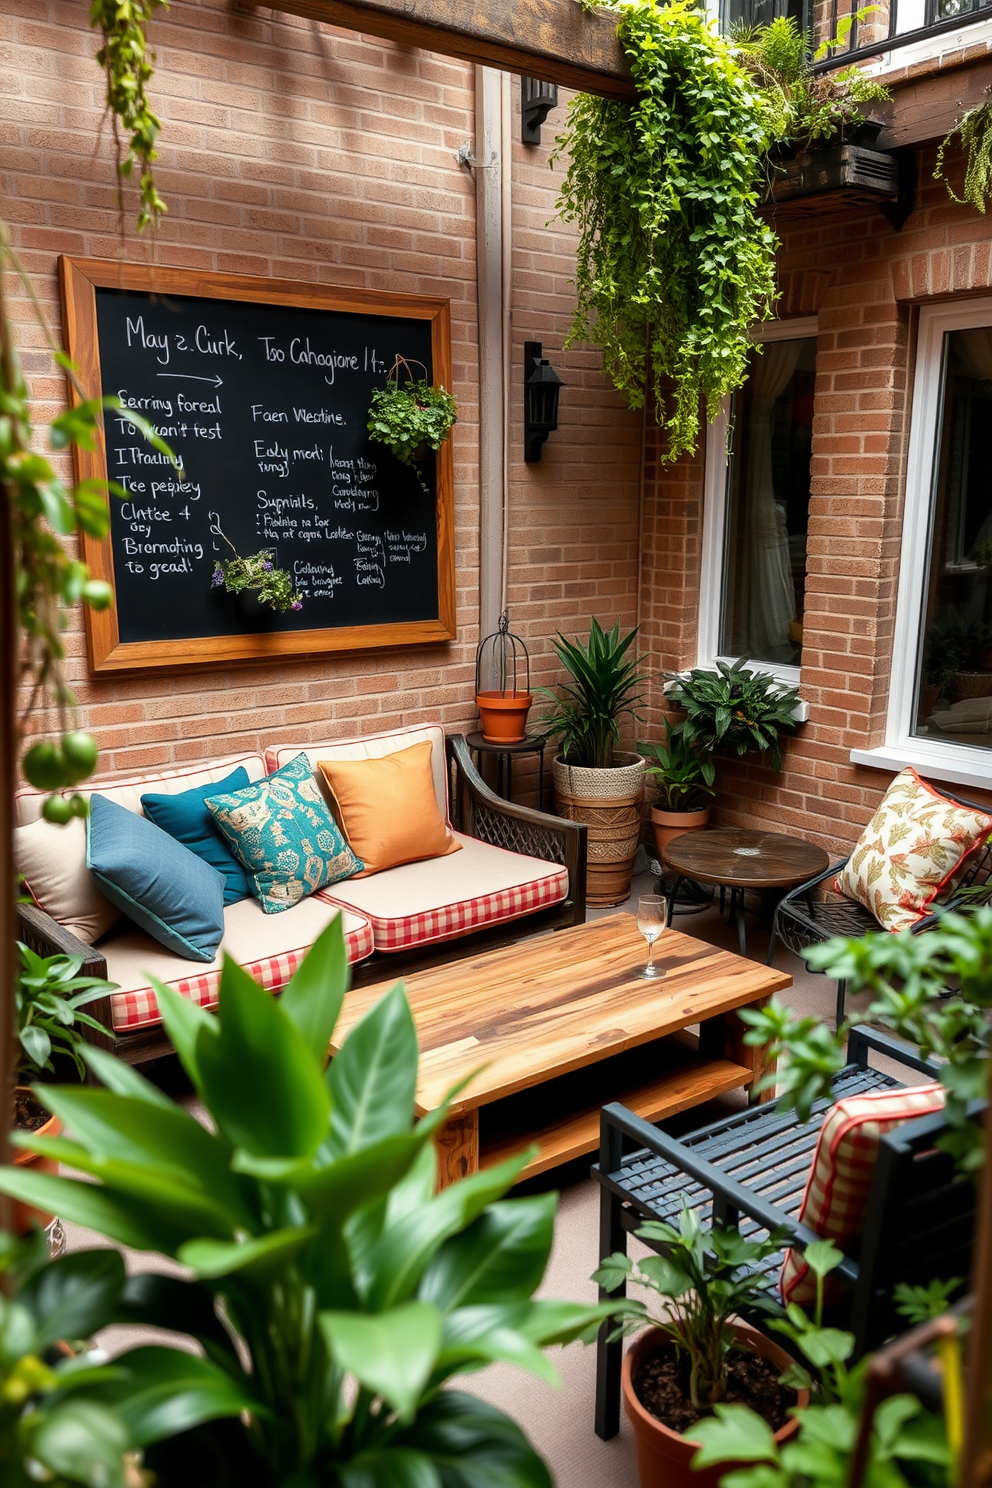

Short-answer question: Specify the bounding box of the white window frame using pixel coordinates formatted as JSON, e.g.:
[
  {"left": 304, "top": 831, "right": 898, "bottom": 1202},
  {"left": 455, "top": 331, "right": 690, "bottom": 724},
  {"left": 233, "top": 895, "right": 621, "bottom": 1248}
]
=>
[
  {"left": 851, "top": 295, "right": 992, "bottom": 791},
  {"left": 697, "top": 316, "right": 818, "bottom": 714}
]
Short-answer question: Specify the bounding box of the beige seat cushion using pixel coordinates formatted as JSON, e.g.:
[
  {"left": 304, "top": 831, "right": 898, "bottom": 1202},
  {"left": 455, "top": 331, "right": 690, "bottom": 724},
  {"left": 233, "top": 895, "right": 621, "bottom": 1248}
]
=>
[
  {"left": 103, "top": 894, "right": 374, "bottom": 1033},
  {"left": 320, "top": 832, "right": 569, "bottom": 952},
  {"left": 14, "top": 751, "right": 268, "bottom": 827},
  {"left": 265, "top": 725, "right": 449, "bottom": 818},
  {"left": 15, "top": 815, "right": 119, "bottom": 945}
]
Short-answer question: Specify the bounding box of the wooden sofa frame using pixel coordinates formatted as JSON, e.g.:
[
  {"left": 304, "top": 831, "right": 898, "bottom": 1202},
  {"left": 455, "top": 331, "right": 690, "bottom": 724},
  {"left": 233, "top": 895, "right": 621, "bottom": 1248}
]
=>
[{"left": 15, "top": 732, "right": 587, "bottom": 1067}]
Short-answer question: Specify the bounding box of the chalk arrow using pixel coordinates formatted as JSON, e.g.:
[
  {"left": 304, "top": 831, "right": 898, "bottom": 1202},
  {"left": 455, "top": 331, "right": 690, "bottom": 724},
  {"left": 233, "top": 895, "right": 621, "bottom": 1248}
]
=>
[{"left": 156, "top": 374, "right": 224, "bottom": 387}]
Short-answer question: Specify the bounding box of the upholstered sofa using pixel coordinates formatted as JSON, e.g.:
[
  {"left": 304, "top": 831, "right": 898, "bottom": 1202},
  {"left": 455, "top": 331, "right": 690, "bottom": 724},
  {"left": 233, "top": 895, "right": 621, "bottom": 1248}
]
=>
[{"left": 15, "top": 724, "right": 586, "bottom": 1066}]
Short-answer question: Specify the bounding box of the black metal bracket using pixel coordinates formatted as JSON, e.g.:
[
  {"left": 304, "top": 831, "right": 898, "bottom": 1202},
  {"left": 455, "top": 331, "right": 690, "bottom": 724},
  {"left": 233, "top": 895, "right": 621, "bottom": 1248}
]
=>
[
  {"left": 521, "top": 78, "right": 558, "bottom": 145},
  {"left": 879, "top": 150, "right": 916, "bottom": 231}
]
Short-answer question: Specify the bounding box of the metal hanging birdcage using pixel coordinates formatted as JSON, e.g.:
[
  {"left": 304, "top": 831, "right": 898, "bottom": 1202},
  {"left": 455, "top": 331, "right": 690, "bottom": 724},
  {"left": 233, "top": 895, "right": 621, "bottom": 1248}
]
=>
[{"left": 474, "top": 610, "right": 533, "bottom": 743}]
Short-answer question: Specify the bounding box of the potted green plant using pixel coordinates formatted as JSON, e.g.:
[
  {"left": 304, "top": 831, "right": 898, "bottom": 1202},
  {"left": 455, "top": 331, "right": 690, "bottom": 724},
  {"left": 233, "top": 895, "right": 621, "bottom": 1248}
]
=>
[
  {"left": 211, "top": 531, "right": 302, "bottom": 615},
  {"left": 367, "top": 355, "right": 457, "bottom": 496},
  {"left": 689, "top": 1241, "right": 953, "bottom": 1487},
  {"left": 541, "top": 618, "right": 647, "bottom": 905},
  {"left": 640, "top": 717, "right": 716, "bottom": 860},
  {"left": 13, "top": 943, "right": 114, "bottom": 1239},
  {"left": 664, "top": 658, "right": 801, "bottom": 773},
  {"left": 597, "top": 1202, "right": 804, "bottom": 1488},
  {"left": 0, "top": 920, "right": 610, "bottom": 1485}
]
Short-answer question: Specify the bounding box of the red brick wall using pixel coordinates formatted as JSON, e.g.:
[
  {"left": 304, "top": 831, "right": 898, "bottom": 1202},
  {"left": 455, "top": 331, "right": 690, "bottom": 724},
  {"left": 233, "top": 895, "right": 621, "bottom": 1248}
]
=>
[
  {"left": 641, "top": 142, "right": 992, "bottom": 856},
  {"left": 2, "top": 0, "right": 642, "bottom": 788}
]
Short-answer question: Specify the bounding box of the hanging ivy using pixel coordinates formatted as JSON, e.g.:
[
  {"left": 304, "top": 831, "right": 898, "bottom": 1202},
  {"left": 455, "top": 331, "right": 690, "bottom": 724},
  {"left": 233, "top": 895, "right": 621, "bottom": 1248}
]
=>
[
  {"left": 935, "top": 93, "right": 992, "bottom": 214},
  {"left": 89, "top": 0, "right": 169, "bottom": 229},
  {"left": 554, "top": 0, "right": 780, "bottom": 460}
]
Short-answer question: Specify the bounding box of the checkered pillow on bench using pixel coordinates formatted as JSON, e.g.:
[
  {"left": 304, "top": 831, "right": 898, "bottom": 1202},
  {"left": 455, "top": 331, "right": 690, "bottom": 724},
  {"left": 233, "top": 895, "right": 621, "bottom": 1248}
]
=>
[{"left": 781, "top": 1082, "right": 946, "bottom": 1305}]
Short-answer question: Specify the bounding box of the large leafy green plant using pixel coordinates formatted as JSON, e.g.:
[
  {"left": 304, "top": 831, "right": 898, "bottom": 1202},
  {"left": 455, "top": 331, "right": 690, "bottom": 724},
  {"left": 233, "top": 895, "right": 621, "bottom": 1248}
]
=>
[
  {"left": 554, "top": 0, "right": 779, "bottom": 460},
  {"left": 665, "top": 657, "right": 801, "bottom": 772},
  {"left": 540, "top": 618, "right": 646, "bottom": 770},
  {"left": 595, "top": 1202, "right": 784, "bottom": 1411},
  {"left": 0, "top": 921, "right": 606, "bottom": 1485},
  {"left": 743, "top": 906, "right": 992, "bottom": 1172}
]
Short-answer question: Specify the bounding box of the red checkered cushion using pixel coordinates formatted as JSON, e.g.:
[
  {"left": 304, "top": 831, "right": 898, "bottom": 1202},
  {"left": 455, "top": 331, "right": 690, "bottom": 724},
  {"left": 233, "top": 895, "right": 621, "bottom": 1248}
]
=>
[
  {"left": 321, "top": 832, "right": 568, "bottom": 953},
  {"left": 108, "top": 909, "right": 374, "bottom": 1032},
  {"left": 781, "top": 1082, "right": 946, "bottom": 1304}
]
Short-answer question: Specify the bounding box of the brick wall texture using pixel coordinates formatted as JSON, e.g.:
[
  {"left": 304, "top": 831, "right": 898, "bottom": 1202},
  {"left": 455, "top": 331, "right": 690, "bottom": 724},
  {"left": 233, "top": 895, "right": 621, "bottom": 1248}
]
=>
[
  {"left": 5, "top": 0, "right": 992, "bottom": 854},
  {"left": 1, "top": 0, "right": 641, "bottom": 788}
]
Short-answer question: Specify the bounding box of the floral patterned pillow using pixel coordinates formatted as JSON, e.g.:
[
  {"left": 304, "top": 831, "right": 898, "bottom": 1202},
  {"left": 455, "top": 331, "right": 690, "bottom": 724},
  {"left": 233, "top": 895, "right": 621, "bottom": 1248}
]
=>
[
  {"left": 206, "top": 753, "right": 362, "bottom": 914},
  {"left": 835, "top": 767, "right": 992, "bottom": 932}
]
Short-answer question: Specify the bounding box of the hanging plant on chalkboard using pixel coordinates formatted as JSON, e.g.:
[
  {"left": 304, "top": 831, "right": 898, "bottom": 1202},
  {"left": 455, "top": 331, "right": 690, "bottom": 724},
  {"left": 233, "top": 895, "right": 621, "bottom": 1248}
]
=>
[
  {"left": 211, "top": 529, "right": 302, "bottom": 614},
  {"left": 367, "top": 355, "right": 457, "bottom": 495}
]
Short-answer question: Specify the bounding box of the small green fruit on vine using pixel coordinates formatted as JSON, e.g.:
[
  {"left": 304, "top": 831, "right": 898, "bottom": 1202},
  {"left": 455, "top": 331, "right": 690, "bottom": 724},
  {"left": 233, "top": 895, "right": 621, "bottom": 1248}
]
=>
[
  {"left": 69, "top": 794, "right": 90, "bottom": 819},
  {"left": 41, "top": 795, "right": 74, "bottom": 825},
  {"left": 61, "top": 731, "right": 99, "bottom": 784},
  {"left": 23, "top": 742, "right": 68, "bottom": 793}
]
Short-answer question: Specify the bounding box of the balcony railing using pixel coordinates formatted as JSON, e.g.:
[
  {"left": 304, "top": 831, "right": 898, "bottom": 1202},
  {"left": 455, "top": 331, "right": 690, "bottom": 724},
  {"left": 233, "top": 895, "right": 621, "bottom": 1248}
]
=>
[{"left": 721, "top": 0, "right": 992, "bottom": 68}]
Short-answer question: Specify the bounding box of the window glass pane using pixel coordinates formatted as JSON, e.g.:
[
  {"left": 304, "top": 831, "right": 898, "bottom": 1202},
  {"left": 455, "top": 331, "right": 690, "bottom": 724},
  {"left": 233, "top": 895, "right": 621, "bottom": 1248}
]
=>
[
  {"left": 914, "top": 327, "right": 992, "bottom": 751},
  {"left": 720, "top": 336, "right": 815, "bottom": 668}
]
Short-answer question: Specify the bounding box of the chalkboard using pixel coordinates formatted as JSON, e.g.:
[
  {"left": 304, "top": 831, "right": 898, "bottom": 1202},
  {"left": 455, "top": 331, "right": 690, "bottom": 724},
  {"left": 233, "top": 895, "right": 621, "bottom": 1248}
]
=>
[{"left": 59, "top": 259, "right": 456, "bottom": 674}]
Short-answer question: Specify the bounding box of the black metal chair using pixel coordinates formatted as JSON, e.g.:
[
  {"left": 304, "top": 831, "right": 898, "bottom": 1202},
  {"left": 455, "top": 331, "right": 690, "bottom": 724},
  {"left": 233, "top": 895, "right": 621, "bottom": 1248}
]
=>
[
  {"left": 592, "top": 1026, "right": 979, "bottom": 1440},
  {"left": 767, "top": 782, "right": 992, "bottom": 1026}
]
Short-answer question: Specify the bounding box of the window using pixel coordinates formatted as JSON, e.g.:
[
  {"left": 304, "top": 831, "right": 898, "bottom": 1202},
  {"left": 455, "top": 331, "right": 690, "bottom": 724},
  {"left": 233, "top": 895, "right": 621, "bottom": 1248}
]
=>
[
  {"left": 852, "top": 297, "right": 992, "bottom": 790},
  {"left": 698, "top": 318, "right": 817, "bottom": 687}
]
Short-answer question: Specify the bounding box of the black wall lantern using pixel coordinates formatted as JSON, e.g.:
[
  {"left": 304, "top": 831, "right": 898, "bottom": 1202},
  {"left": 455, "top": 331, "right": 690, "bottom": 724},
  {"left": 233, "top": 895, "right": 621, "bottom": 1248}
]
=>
[
  {"left": 524, "top": 341, "right": 563, "bottom": 463},
  {"left": 521, "top": 78, "right": 558, "bottom": 145}
]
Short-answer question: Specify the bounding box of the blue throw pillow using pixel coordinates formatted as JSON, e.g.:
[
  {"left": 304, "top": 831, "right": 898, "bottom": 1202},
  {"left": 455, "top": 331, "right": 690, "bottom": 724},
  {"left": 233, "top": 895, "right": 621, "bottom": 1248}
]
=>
[
  {"left": 205, "top": 752, "right": 362, "bottom": 914},
  {"left": 142, "top": 768, "right": 252, "bottom": 905},
  {"left": 86, "top": 795, "right": 226, "bottom": 962}
]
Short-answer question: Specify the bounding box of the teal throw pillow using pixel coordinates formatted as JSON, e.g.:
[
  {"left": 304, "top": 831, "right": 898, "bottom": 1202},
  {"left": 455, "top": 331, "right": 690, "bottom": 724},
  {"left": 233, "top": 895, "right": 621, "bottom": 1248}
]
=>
[
  {"left": 86, "top": 794, "right": 226, "bottom": 962},
  {"left": 141, "top": 768, "right": 252, "bottom": 906},
  {"left": 205, "top": 752, "right": 362, "bottom": 914}
]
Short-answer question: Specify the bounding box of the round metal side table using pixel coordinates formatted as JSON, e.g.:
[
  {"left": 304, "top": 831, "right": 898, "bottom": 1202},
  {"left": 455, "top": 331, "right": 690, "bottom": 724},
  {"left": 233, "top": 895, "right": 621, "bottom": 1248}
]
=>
[{"left": 466, "top": 732, "right": 548, "bottom": 810}]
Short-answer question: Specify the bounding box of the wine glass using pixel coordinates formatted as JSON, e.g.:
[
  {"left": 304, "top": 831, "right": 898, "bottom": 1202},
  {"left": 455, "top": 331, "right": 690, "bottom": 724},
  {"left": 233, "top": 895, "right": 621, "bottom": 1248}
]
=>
[{"left": 636, "top": 895, "right": 668, "bottom": 979}]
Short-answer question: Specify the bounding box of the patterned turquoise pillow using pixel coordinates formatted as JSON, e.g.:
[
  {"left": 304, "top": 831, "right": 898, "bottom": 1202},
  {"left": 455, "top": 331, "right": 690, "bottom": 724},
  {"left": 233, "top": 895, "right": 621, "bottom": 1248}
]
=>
[{"left": 205, "top": 753, "right": 362, "bottom": 914}]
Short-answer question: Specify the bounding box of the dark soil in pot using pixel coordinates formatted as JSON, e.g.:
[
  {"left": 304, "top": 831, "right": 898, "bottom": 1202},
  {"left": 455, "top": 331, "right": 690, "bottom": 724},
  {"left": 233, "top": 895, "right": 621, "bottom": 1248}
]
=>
[
  {"left": 15, "top": 1089, "right": 50, "bottom": 1133},
  {"left": 633, "top": 1339, "right": 797, "bottom": 1435}
]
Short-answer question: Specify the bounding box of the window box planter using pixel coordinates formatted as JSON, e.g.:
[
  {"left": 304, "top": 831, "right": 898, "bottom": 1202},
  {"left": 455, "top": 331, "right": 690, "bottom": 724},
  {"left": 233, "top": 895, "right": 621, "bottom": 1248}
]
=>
[{"left": 763, "top": 144, "right": 899, "bottom": 213}]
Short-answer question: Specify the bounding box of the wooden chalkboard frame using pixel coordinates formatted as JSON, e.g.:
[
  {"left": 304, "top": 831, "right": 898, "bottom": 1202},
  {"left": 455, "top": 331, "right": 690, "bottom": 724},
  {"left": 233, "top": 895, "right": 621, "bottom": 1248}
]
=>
[{"left": 58, "top": 257, "right": 457, "bottom": 675}]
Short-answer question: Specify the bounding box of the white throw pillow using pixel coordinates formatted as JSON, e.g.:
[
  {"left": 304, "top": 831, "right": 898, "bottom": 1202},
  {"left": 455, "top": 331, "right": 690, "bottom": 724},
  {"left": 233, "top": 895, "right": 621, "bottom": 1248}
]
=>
[{"left": 14, "top": 815, "right": 120, "bottom": 945}]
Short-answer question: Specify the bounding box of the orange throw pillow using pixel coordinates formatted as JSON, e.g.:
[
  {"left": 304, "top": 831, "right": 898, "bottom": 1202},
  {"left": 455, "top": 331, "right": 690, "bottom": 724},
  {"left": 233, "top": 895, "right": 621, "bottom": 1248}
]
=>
[{"left": 317, "top": 741, "right": 461, "bottom": 878}]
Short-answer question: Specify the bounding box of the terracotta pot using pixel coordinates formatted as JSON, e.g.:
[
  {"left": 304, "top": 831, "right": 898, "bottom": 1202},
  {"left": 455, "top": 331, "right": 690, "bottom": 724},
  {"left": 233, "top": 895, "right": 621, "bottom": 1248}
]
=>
[
  {"left": 650, "top": 805, "right": 710, "bottom": 862},
  {"left": 476, "top": 691, "right": 533, "bottom": 744},
  {"left": 622, "top": 1322, "right": 806, "bottom": 1488},
  {"left": 553, "top": 753, "right": 646, "bottom": 907},
  {"left": 13, "top": 1089, "right": 62, "bottom": 1234}
]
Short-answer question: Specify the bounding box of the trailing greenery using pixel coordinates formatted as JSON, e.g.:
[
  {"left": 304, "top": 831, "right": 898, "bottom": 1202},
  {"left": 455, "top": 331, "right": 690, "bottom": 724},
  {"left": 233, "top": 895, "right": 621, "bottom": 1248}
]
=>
[
  {"left": 691, "top": 1241, "right": 952, "bottom": 1487},
  {"left": 935, "top": 95, "right": 992, "bottom": 214},
  {"left": 211, "top": 534, "right": 302, "bottom": 614},
  {"left": 640, "top": 716, "right": 715, "bottom": 812},
  {"left": 665, "top": 657, "right": 801, "bottom": 772},
  {"left": 740, "top": 905, "right": 992, "bottom": 1171},
  {"left": 554, "top": 0, "right": 779, "bottom": 461},
  {"left": 0, "top": 921, "right": 609, "bottom": 1486},
  {"left": 595, "top": 1202, "right": 784, "bottom": 1412},
  {"left": 1, "top": 229, "right": 175, "bottom": 819},
  {"left": 540, "top": 618, "right": 646, "bottom": 770},
  {"left": 367, "top": 361, "right": 457, "bottom": 497},
  {"left": 89, "top": 0, "right": 169, "bottom": 230},
  {"left": 734, "top": 12, "right": 890, "bottom": 158}
]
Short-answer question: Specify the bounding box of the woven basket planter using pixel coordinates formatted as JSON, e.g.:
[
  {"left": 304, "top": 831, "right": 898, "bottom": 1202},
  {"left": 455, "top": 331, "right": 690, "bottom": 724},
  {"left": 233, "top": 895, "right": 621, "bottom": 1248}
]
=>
[{"left": 553, "top": 752, "right": 646, "bottom": 906}]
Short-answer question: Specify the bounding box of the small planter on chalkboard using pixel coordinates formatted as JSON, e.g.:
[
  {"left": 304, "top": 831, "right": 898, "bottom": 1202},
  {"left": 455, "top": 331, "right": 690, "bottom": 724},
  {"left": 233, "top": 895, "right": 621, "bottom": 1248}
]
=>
[
  {"left": 212, "top": 539, "right": 303, "bottom": 616},
  {"left": 368, "top": 356, "right": 457, "bottom": 496}
]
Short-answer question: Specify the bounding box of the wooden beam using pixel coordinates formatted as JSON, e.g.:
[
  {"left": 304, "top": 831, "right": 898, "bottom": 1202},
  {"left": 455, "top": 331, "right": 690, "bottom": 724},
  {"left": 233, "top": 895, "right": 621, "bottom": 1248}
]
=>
[
  {"left": 875, "top": 52, "right": 992, "bottom": 152},
  {"left": 270, "top": 0, "right": 636, "bottom": 99}
]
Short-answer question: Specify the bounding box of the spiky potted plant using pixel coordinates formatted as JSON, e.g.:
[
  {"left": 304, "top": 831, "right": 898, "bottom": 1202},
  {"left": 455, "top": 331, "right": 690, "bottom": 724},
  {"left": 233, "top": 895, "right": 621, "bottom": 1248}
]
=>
[{"left": 541, "top": 619, "right": 647, "bottom": 905}]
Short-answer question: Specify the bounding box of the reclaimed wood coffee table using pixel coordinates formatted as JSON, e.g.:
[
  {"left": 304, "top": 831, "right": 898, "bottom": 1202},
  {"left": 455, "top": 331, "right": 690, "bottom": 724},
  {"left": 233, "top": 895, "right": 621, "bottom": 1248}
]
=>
[{"left": 332, "top": 913, "right": 791, "bottom": 1188}]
